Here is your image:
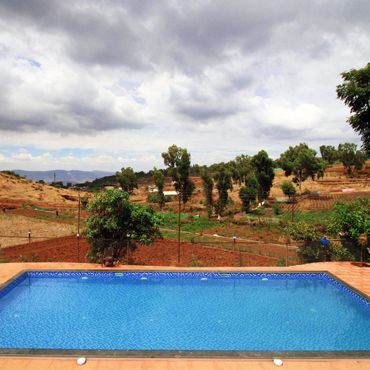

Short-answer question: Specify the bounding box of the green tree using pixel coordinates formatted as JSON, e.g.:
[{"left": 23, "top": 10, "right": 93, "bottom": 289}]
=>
[
  {"left": 80, "top": 195, "right": 89, "bottom": 209},
  {"left": 336, "top": 63, "right": 370, "bottom": 156},
  {"left": 329, "top": 198, "right": 369, "bottom": 240},
  {"left": 162, "top": 145, "right": 195, "bottom": 206},
  {"left": 286, "top": 221, "right": 324, "bottom": 263},
  {"left": 116, "top": 167, "right": 138, "bottom": 194},
  {"left": 200, "top": 169, "right": 214, "bottom": 218},
  {"left": 86, "top": 189, "right": 161, "bottom": 262},
  {"left": 152, "top": 167, "right": 165, "bottom": 210},
  {"left": 277, "top": 143, "right": 325, "bottom": 192},
  {"left": 229, "top": 155, "right": 253, "bottom": 185},
  {"left": 239, "top": 175, "right": 259, "bottom": 212},
  {"left": 319, "top": 145, "right": 338, "bottom": 165},
  {"left": 281, "top": 180, "right": 296, "bottom": 202},
  {"left": 328, "top": 198, "right": 369, "bottom": 262},
  {"left": 213, "top": 164, "right": 233, "bottom": 216},
  {"left": 162, "top": 145, "right": 195, "bottom": 263},
  {"left": 251, "top": 150, "right": 275, "bottom": 201},
  {"left": 337, "top": 143, "right": 367, "bottom": 176}
]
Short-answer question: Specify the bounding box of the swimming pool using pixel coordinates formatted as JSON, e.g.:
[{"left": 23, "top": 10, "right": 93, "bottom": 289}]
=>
[{"left": 0, "top": 270, "right": 369, "bottom": 358}]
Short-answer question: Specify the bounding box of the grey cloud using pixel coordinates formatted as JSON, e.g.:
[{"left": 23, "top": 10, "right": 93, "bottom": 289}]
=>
[
  {"left": 252, "top": 122, "right": 309, "bottom": 140},
  {"left": 0, "top": 1, "right": 153, "bottom": 69},
  {"left": 177, "top": 104, "right": 235, "bottom": 121},
  {"left": 0, "top": 0, "right": 369, "bottom": 73},
  {"left": 0, "top": 0, "right": 369, "bottom": 141},
  {"left": 0, "top": 95, "right": 145, "bottom": 134}
]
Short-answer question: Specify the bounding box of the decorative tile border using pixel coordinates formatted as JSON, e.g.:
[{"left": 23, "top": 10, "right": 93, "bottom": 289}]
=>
[{"left": 2, "top": 270, "right": 369, "bottom": 308}]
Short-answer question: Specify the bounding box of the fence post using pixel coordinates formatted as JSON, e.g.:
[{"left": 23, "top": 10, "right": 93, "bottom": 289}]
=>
[
  {"left": 77, "top": 193, "right": 81, "bottom": 263},
  {"left": 77, "top": 233, "right": 80, "bottom": 263},
  {"left": 286, "top": 244, "right": 288, "bottom": 266}
]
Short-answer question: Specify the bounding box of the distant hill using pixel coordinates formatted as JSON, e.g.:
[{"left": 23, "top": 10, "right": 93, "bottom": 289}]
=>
[{"left": 13, "top": 170, "right": 114, "bottom": 185}]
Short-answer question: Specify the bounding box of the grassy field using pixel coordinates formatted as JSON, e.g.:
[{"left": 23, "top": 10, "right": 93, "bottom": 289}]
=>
[{"left": 279, "top": 209, "right": 333, "bottom": 225}]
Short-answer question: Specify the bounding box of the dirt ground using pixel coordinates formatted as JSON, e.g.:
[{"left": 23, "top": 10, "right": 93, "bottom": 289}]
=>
[
  {"left": 0, "top": 163, "right": 368, "bottom": 267},
  {"left": 0, "top": 214, "right": 77, "bottom": 248},
  {"left": 0, "top": 172, "right": 83, "bottom": 208},
  {"left": 131, "top": 162, "right": 370, "bottom": 214},
  {"left": 0, "top": 236, "right": 280, "bottom": 267}
]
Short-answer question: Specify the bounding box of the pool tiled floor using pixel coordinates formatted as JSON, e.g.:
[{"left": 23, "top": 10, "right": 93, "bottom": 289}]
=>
[{"left": 0, "top": 262, "right": 369, "bottom": 370}]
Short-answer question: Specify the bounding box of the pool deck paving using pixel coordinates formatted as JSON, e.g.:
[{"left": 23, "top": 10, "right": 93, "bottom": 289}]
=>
[{"left": 0, "top": 261, "right": 369, "bottom": 370}]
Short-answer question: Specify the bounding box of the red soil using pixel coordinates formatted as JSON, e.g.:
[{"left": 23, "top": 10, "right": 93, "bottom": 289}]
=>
[{"left": 0, "top": 236, "right": 280, "bottom": 267}]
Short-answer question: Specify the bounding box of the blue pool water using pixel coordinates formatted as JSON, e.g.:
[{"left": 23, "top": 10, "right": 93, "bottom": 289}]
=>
[{"left": 0, "top": 271, "right": 369, "bottom": 352}]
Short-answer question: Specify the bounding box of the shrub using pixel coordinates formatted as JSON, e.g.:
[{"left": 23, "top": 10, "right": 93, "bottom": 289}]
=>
[
  {"left": 272, "top": 204, "right": 283, "bottom": 215},
  {"left": 281, "top": 181, "right": 296, "bottom": 202},
  {"left": 1, "top": 170, "right": 23, "bottom": 178},
  {"left": 80, "top": 195, "right": 89, "bottom": 209},
  {"left": 328, "top": 242, "right": 355, "bottom": 261},
  {"left": 86, "top": 189, "right": 161, "bottom": 262},
  {"left": 286, "top": 221, "right": 325, "bottom": 263}
]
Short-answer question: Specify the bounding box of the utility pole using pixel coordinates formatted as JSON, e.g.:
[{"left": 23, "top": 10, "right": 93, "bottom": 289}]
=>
[
  {"left": 177, "top": 193, "right": 181, "bottom": 264},
  {"left": 77, "top": 192, "right": 81, "bottom": 262}
]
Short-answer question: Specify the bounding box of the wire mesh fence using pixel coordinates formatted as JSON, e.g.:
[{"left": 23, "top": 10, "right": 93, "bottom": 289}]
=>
[{"left": 0, "top": 230, "right": 301, "bottom": 267}]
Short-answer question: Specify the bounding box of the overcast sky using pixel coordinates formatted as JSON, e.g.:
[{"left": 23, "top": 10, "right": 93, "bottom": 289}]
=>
[{"left": 0, "top": 0, "right": 369, "bottom": 171}]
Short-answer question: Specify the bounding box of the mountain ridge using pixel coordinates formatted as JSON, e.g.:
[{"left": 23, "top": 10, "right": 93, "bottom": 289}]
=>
[{"left": 13, "top": 169, "right": 114, "bottom": 184}]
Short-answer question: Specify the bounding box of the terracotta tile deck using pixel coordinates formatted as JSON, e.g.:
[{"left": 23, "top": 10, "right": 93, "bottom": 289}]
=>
[{"left": 0, "top": 262, "right": 369, "bottom": 370}]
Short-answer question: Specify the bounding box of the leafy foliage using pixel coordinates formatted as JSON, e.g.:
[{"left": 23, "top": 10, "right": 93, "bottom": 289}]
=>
[
  {"left": 285, "top": 221, "right": 326, "bottom": 263},
  {"left": 229, "top": 155, "right": 253, "bottom": 185},
  {"left": 277, "top": 143, "right": 325, "bottom": 191},
  {"left": 329, "top": 198, "right": 370, "bottom": 239},
  {"left": 213, "top": 164, "right": 233, "bottom": 216},
  {"left": 86, "top": 189, "right": 161, "bottom": 262},
  {"left": 80, "top": 195, "right": 89, "bottom": 209},
  {"left": 239, "top": 175, "right": 259, "bottom": 212},
  {"left": 281, "top": 180, "right": 296, "bottom": 201},
  {"left": 319, "top": 145, "right": 338, "bottom": 165},
  {"left": 251, "top": 150, "right": 275, "bottom": 200},
  {"left": 115, "top": 167, "right": 138, "bottom": 194},
  {"left": 200, "top": 169, "right": 214, "bottom": 218},
  {"left": 272, "top": 203, "right": 283, "bottom": 215},
  {"left": 337, "top": 143, "right": 367, "bottom": 176},
  {"left": 152, "top": 167, "right": 165, "bottom": 210},
  {"left": 336, "top": 62, "right": 370, "bottom": 156},
  {"left": 162, "top": 145, "right": 195, "bottom": 205}
]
